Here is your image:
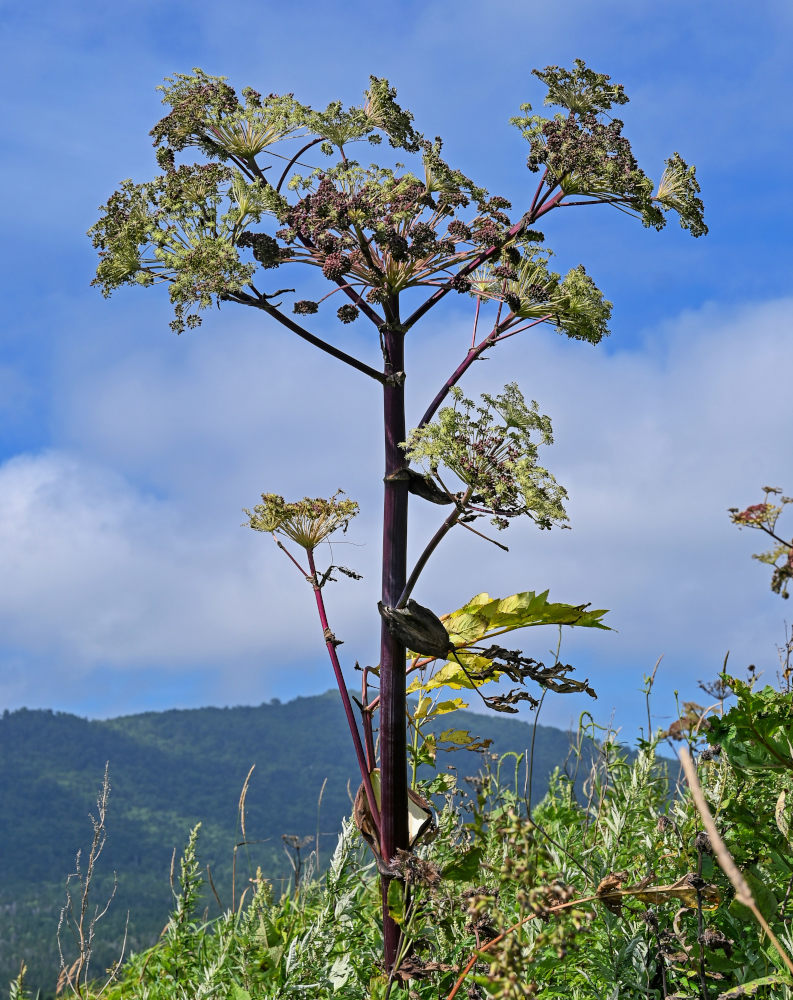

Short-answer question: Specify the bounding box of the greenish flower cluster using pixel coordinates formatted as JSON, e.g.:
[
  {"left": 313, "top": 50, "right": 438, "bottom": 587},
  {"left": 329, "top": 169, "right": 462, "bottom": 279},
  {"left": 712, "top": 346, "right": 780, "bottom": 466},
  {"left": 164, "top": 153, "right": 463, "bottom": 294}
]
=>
[
  {"left": 510, "top": 60, "right": 707, "bottom": 237},
  {"left": 471, "top": 247, "right": 612, "bottom": 343},
  {"left": 404, "top": 384, "right": 568, "bottom": 530},
  {"left": 89, "top": 163, "right": 281, "bottom": 333},
  {"left": 655, "top": 152, "right": 708, "bottom": 238},
  {"left": 150, "top": 68, "right": 307, "bottom": 159},
  {"left": 244, "top": 492, "right": 359, "bottom": 550},
  {"left": 89, "top": 62, "right": 705, "bottom": 339}
]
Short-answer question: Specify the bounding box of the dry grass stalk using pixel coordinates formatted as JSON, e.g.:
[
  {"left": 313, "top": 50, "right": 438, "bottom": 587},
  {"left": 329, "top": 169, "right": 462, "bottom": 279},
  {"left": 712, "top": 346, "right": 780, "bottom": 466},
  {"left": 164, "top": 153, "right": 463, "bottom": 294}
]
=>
[{"left": 679, "top": 746, "right": 793, "bottom": 977}]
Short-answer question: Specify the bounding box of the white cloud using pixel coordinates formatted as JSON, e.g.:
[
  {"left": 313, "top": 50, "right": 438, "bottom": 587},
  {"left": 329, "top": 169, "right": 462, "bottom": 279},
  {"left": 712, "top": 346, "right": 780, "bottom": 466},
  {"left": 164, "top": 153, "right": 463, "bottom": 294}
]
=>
[
  {"left": 2, "top": 296, "right": 792, "bottom": 730},
  {"left": 0, "top": 449, "right": 315, "bottom": 665}
]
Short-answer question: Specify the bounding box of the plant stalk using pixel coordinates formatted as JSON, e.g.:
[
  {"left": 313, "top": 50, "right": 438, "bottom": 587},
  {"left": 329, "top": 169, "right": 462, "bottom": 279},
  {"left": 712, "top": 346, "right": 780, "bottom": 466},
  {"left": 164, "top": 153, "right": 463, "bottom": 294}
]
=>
[
  {"left": 306, "top": 549, "right": 381, "bottom": 840},
  {"left": 379, "top": 310, "right": 410, "bottom": 972}
]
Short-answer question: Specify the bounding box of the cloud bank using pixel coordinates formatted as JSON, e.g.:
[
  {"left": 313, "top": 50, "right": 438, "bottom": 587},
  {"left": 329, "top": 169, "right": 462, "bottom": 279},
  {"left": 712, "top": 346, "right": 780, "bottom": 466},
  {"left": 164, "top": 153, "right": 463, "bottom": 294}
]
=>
[{"left": 1, "top": 296, "right": 791, "bottom": 733}]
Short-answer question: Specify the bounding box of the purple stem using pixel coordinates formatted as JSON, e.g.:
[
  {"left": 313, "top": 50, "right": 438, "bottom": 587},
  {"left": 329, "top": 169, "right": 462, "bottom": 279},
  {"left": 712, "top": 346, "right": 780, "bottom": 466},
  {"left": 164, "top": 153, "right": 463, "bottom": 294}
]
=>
[
  {"left": 418, "top": 313, "right": 554, "bottom": 430},
  {"left": 529, "top": 169, "right": 549, "bottom": 216},
  {"left": 234, "top": 290, "right": 386, "bottom": 382},
  {"left": 533, "top": 188, "right": 566, "bottom": 220},
  {"left": 275, "top": 137, "right": 324, "bottom": 193},
  {"left": 397, "top": 503, "right": 462, "bottom": 609},
  {"left": 306, "top": 549, "right": 381, "bottom": 839},
  {"left": 379, "top": 306, "right": 409, "bottom": 970}
]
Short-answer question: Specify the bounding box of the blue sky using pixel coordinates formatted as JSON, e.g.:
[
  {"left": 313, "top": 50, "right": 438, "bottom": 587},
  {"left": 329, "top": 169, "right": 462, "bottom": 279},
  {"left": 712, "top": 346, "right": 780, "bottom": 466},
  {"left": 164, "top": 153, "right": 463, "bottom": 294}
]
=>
[{"left": 1, "top": 0, "right": 791, "bottom": 741}]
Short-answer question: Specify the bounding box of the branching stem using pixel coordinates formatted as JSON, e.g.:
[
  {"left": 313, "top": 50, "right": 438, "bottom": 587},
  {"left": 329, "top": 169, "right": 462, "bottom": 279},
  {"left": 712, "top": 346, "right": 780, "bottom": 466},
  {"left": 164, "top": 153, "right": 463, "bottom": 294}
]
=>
[
  {"left": 233, "top": 290, "right": 386, "bottom": 382},
  {"left": 397, "top": 493, "right": 470, "bottom": 608},
  {"left": 275, "top": 540, "right": 380, "bottom": 838}
]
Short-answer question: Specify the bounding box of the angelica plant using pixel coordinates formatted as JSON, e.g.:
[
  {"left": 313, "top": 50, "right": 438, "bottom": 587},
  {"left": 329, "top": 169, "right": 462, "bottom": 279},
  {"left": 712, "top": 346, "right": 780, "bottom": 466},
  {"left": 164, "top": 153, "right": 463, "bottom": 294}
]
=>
[{"left": 91, "top": 59, "right": 705, "bottom": 972}]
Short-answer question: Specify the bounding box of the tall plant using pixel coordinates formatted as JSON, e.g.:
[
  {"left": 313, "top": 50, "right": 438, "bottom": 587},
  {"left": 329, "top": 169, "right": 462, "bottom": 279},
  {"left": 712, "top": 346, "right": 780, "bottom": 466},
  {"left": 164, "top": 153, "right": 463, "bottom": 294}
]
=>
[{"left": 90, "top": 60, "right": 705, "bottom": 971}]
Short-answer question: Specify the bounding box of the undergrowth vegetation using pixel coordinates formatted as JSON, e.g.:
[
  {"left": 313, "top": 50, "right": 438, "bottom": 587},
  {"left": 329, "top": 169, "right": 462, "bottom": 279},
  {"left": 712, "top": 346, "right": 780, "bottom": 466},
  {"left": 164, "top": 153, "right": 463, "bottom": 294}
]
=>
[{"left": 13, "top": 662, "right": 791, "bottom": 1000}]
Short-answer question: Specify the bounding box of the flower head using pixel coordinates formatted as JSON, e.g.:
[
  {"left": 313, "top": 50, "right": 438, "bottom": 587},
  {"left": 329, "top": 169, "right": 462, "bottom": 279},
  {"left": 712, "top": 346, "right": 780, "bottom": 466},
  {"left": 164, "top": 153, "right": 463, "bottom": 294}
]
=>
[
  {"left": 244, "top": 491, "right": 358, "bottom": 550},
  {"left": 404, "top": 384, "right": 567, "bottom": 531}
]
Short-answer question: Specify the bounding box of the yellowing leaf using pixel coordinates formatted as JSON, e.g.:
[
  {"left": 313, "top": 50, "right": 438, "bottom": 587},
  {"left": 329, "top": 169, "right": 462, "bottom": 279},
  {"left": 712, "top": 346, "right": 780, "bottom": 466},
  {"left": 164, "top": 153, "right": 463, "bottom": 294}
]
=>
[
  {"left": 420, "top": 664, "right": 473, "bottom": 690},
  {"left": 442, "top": 589, "right": 610, "bottom": 649},
  {"left": 413, "top": 696, "right": 433, "bottom": 720},
  {"left": 459, "top": 592, "right": 492, "bottom": 610},
  {"left": 438, "top": 728, "right": 493, "bottom": 751},
  {"left": 444, "top": 612, "right": 488, "bottom": 646},
  {"left": 431, "top": 698, "right": 467, "bottom": 716}
]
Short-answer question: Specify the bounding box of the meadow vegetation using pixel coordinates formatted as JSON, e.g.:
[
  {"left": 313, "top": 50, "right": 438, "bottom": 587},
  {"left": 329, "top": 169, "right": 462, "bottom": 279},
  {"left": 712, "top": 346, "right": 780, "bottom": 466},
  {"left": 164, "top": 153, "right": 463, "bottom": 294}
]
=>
[{"left": 12, "top": 646, "right": 792, "bottom": 999}]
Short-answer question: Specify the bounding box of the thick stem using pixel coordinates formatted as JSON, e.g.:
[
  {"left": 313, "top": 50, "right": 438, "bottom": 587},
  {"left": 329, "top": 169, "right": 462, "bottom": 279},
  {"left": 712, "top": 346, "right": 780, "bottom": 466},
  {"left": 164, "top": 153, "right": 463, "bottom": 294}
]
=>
[
  {"left": 379, "top": 305, "right": 409, "bottom": 971},
  {"left": 305, "top": 549, "right": 381, "bottom": 839}
]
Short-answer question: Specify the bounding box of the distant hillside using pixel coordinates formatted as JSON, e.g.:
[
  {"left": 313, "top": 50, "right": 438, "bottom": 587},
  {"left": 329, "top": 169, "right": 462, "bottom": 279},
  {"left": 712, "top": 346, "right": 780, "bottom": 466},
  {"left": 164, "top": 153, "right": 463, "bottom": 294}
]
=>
[{"left": 0, "top": 692, "right": 586, "bottom": 996}]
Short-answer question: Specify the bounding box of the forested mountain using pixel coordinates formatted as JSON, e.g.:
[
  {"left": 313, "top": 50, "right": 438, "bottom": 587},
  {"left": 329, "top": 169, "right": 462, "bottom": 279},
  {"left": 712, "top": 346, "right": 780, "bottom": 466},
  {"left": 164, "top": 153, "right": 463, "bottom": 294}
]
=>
[{"left": 0, "top": 692, "right": 586, "bottom": 995}]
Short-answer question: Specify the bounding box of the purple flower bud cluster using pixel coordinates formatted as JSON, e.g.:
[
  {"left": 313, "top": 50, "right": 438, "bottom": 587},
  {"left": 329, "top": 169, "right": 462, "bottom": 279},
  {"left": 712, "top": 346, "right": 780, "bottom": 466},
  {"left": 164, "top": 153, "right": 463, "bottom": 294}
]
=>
[
  {"left": 336, "top": 304, "right": 359, "bottom": 324},
  {"left": 450, "top": 273, "right": 472, "bottom": 293},
  {"left": 236, "top": 232, "right": 283, "bottom": 269},
  {"left": 293, "top": 300, "right": 319, "bottom": 315}
]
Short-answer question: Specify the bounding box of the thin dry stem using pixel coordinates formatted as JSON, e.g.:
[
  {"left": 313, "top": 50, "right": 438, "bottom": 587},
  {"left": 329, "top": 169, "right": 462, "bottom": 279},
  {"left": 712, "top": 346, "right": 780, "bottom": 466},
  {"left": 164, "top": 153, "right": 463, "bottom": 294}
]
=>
[{"left": 679, "top": 747, "right": 793, "bottom": 976}]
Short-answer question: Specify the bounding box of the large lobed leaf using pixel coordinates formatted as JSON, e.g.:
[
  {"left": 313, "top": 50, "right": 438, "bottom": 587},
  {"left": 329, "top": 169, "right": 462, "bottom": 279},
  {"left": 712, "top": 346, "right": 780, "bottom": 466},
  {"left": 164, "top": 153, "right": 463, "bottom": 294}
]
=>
[{"left": 407, "top": 589, "right": 608, "bottom": 695}]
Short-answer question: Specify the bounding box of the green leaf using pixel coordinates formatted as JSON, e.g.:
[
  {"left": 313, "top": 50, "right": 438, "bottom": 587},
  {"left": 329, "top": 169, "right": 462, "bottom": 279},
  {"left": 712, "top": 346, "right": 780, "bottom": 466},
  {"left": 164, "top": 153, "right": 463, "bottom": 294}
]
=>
[
  {"left": 230, "top": 987, "right": 252, "bottom": 1000},
  {"left": 369, "top": 975, "right": 389, "bottom": 1000},
  {"left": 413, "top": 733, "right": 437, "bottom": 767},
  {"left": 708, "top": 682, "right": 793, "bottom": 773},
  {"left": 442, "top": 847, "right": 483, "bottom": 882}
]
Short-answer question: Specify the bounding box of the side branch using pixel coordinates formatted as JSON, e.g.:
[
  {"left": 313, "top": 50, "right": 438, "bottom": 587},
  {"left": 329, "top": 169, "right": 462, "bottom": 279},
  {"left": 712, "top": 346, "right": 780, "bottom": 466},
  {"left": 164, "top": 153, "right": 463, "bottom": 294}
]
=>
[
  {"left": 397, "top": 494, "right": 468, "bottom": 608},
  {"left": 306, "top": 548, "right": 382, "bottom": 839},
  {"left": 417, "top": 315, "right": 551, "bottom": 430},
  {"left": 233, "top": 290, "right": 386, "bottom": 383},
  {"left": 403, "top": 198, "right": 557, "bottom": 332},
  {"left": 275, "top": 137, "right": 324, "bottom": 193}
]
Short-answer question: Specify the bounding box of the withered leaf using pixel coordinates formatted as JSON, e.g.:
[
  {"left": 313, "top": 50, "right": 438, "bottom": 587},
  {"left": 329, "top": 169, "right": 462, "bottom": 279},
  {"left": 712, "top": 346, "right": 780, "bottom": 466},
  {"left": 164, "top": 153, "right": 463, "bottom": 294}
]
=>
[
  {"left": 474, "top": 647, "right": 597, "bottom": 699},
  {"left": 483, "top": 689, "right": 539, "bottom": 713},
  {"left": 353, "top": 770, "right": 436, "bottom": 864},
  {"left": 596, "top": 872, "right": 721, "bottom": 916},
  {"left": 379, "top": 600, "right": 452, "bottom": 658},
  {"left": 596, "top": 870, "right": 630, "bottom": 916},
  {"left": 353, "top": 779, "right": 380, "bottom": 859},
  {"left": 394, "top": 956, "right": 456, "bottom": 982}
]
